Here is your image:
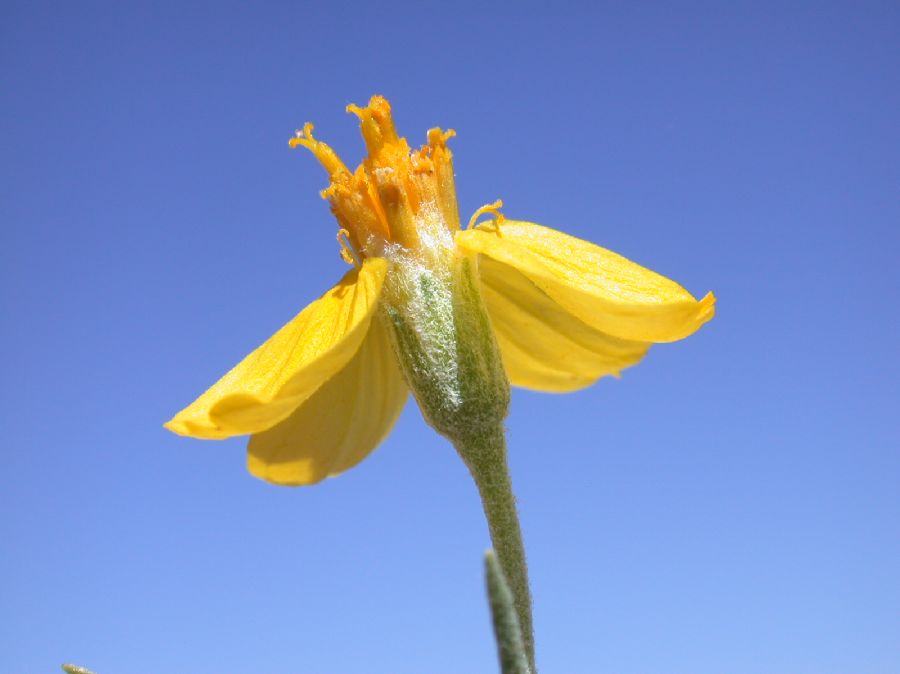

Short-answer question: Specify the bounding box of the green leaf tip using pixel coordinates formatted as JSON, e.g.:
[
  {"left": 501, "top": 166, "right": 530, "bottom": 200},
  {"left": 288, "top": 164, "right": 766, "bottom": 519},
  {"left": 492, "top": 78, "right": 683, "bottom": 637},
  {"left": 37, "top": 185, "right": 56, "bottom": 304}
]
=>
[
  {"left": 485, "top": 550, "right": 532, "bottom": 674},
  {"left": 62, "top": 665, "right": 96, "bottom": 674}
]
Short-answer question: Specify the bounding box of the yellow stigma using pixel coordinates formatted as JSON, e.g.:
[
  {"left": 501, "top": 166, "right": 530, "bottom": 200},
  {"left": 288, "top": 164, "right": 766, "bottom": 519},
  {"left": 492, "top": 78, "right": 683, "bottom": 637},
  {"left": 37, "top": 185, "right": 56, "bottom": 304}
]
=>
[
  {"left": 467, "top": 199, "right": 505, "bottom": 232},
  {"left": 289, "top": 95, "right": 462, "bottom": 255},
  {"left": 336, "top": 228, "right": 359, "bottom": 267}
]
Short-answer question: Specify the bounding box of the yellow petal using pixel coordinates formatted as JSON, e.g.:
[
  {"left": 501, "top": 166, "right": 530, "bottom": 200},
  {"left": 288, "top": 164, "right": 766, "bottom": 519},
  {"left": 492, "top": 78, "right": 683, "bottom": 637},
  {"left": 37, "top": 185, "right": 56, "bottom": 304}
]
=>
[
  {"left": 456, "top": 220, "right": 715, "bottom": 343},
  {"left": 165, "top": 257, "right": 387, "bottom": 439},
  {"left": 478, "top": 255, "right": 651, "bottom": 392},
  {"left": 247, "top": 314, "right": 408, "bottom": 486}
]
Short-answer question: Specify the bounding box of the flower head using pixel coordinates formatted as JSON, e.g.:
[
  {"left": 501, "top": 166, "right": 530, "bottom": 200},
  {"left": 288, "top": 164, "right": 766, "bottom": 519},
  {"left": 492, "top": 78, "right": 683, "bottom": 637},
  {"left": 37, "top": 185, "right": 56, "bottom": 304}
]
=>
[
  {"left": 290, "top": 96, "right": 461, "bottom": 258},
  {"left": 165, "top": 95, "right": 715, "bottom": 485}
]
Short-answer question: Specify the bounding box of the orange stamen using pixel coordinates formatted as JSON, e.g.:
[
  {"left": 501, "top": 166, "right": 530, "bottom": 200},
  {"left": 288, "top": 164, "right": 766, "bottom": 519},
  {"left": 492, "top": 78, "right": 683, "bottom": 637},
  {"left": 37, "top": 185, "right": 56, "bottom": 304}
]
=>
[{"left": 289, "top": 123, "right": 349, "bottom": 177}]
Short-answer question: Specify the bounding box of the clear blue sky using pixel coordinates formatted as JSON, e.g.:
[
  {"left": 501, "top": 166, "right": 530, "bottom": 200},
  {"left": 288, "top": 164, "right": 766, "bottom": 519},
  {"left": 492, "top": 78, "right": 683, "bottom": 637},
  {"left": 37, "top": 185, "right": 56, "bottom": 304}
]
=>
[{"left": 2, "top": 2, "right": 898, "bottom": 673}]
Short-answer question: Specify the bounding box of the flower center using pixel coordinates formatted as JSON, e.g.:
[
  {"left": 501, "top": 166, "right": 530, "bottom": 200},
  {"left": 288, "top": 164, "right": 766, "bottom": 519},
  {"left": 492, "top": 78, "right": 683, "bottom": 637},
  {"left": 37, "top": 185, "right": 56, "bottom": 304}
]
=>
[{"left": 290, "top": 96, "right": 461, "bottom": 260}]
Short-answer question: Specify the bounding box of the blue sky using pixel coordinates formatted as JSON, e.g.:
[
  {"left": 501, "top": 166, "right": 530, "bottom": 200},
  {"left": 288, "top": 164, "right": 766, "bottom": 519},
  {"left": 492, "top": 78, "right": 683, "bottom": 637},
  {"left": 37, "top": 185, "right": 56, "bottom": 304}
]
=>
[{"left": 2, "top": 1, "right": 898, "bottom": 673}]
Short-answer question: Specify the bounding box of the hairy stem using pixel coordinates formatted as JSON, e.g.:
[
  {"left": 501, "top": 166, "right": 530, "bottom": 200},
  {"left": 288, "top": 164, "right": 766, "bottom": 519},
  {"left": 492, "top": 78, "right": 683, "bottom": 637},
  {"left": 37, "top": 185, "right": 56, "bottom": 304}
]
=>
[
  {"left": 455, "top": 424, "right": 535, "bottom": 672},
  {"left": 485, "top": 550, "right": 532, "bottom": 674}
]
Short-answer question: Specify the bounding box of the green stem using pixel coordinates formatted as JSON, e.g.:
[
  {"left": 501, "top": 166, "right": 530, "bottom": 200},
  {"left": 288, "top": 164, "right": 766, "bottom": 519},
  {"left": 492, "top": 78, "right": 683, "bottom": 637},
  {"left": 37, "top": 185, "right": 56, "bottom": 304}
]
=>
[
  {"left": 454, "top": 424, "right": 535, "bottom": 672},
  {"left": 485, "top": 550, "right": 532, "bottom": 674}
]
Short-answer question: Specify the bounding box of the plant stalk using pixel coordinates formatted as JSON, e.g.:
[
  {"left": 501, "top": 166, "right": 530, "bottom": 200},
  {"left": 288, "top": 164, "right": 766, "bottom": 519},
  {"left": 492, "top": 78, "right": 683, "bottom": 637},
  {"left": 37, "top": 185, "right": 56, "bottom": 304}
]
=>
[
  {"left": 454, "top": 424, "right": 535, "bottom": 672},
  {"left": 485, "top": 550, "right": 532, "bottom": 674}
]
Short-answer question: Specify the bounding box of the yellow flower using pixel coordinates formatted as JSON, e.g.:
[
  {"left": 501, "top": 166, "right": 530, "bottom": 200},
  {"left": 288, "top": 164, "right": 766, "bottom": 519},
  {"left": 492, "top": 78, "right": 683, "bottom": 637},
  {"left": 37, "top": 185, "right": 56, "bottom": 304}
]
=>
[{"left": 165, "top": 96, "right": 715, "bottom": 486}]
